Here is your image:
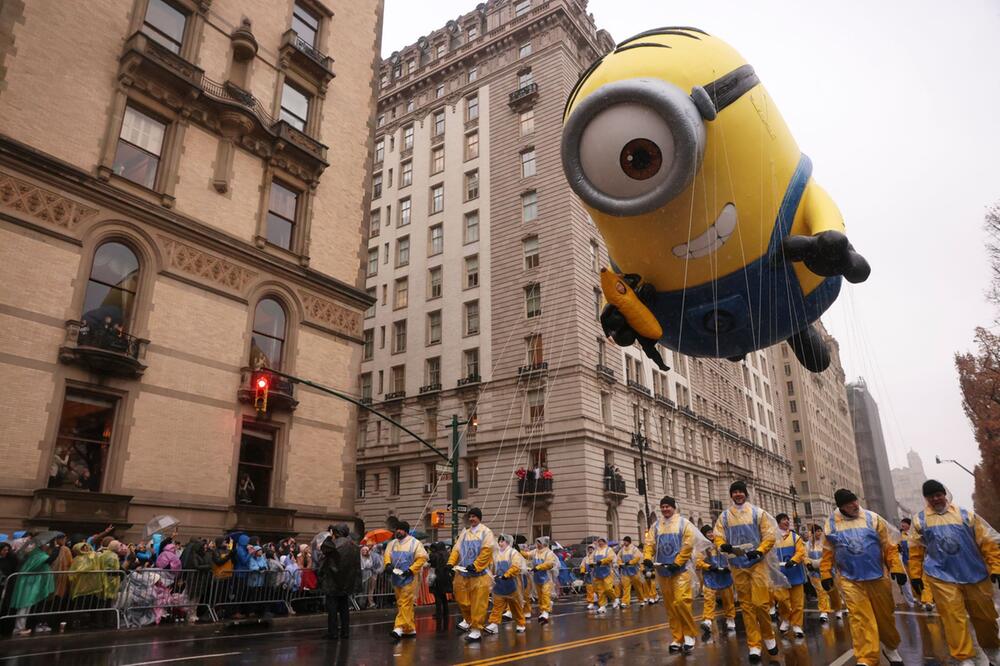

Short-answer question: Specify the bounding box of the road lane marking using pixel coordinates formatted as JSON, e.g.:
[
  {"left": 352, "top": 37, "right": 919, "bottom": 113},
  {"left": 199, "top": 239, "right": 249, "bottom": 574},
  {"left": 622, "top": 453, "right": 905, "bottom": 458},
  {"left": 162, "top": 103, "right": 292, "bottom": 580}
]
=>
[
  {"left": 828, "top": 649, "right": 854, "bottom": 666},
  {"left": 454, "top": 622, "right": 670, "bottom": 665},
  {"left": 121, "top": 653, "right": 242, "bottom": 666}
]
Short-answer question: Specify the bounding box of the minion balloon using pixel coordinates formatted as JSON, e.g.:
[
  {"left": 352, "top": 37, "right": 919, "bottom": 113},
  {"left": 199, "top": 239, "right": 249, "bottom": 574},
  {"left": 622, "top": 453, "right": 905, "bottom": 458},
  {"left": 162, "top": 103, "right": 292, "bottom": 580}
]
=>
[{"left": 562, "top": 27, "right": 869, "bottom": 373}]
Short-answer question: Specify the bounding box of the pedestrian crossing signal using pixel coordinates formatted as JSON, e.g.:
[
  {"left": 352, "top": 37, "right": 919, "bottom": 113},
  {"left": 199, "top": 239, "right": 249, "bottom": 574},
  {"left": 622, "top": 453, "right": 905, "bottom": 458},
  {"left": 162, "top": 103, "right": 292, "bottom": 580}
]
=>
[{"left": 431, "top": 510, "right": 446, "bottom": 528}]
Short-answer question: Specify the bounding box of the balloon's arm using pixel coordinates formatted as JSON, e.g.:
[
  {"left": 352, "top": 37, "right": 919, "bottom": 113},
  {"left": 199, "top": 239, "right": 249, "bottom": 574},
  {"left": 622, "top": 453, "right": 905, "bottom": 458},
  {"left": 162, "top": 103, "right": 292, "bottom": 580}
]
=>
[
  {"left": 794, "top": 181, "right": 846, "bottom": 237},
  {"left": 600, "top": 268, "right": 662, "bottom": 340}
]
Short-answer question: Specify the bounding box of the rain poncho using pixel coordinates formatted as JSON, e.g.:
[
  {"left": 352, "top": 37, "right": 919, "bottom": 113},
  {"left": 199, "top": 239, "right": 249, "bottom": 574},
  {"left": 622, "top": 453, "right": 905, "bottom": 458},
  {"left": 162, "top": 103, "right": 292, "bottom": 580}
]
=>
[
  {"left": 447, "top": 523, "right": 497, "bottom": 575},
  {"left": 98, "top": 544, "right": 122, "bottom": 600},
  {"left": 119, "top": 570, "right": 160, "bottom": 627},
  {"left": 908, "top": 503, "right": 1000, "bottom": 585},
  {"left": 492, "top": 544, "right": 526, "bottom": 597},
  {"left": 10, "top": 547, "right": 53, "bottom": 610},
  {"left": 69, "top": 543, "right": 103, "bottom": 599},
  {"left": 155, "top": 542, "right": 182, "bottom": 586},
  {"left": 713, "top": 503, "right": 788, "bottom": 589},
  {"left": 821, "top": 508, "right": 903, "bottom": 582}
]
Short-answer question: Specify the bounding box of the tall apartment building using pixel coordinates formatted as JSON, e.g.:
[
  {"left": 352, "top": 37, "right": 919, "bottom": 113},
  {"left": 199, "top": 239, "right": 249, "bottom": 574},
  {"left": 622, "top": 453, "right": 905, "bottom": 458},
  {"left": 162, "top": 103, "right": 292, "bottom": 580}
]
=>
[
  {"left": 778, "top": 323, "right": 864, "bottom": 528},
  {"left": 847, "top": 377, "right": 898, "bottom": 519},
  {"left": 0, "top": 0, "right": 381, "bottom": 539},
  {"left": 355, "top": 0, "right": 795, "bottom": 543},
  {"left": 891, "top": 450, "right": 928, "bottom": 517}
]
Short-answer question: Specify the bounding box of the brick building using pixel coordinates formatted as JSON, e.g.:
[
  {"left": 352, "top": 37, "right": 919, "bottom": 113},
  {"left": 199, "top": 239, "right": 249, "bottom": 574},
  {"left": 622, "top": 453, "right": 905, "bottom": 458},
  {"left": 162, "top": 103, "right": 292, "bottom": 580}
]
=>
[{"left": 0, "top": 0, "right": 381, "bottom": 539}]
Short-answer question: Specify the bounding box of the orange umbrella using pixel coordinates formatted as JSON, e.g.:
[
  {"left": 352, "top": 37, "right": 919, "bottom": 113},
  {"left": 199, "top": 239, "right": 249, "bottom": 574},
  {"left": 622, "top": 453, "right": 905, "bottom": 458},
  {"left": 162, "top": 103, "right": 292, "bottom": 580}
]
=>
[{"left": 363, "top": 528, "right": 393, "bottom": 545}]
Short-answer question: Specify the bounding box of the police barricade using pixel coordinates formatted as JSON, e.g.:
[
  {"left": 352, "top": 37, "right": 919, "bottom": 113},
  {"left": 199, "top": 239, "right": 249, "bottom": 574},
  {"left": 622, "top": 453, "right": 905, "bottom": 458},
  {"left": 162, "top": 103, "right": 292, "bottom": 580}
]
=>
[
  {"left": 0, "top": 569, "right": 126, "bottom": 632},
  {"left": 352, "top": 569, "right": 396, "bottom": 610},
  {"left": 118, "top": 568, "right": 217, "bottom": 627},
  {"left": 208, "top": 567, "right": 295, "bottom": 619}
]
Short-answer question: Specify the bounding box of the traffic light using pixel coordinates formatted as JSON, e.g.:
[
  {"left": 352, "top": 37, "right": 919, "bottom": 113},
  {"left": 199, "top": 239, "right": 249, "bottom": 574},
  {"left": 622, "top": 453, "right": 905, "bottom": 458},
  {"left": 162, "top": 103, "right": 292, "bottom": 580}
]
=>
[{"left": 253, "top": 373, "right": 269, "bottom": 414}]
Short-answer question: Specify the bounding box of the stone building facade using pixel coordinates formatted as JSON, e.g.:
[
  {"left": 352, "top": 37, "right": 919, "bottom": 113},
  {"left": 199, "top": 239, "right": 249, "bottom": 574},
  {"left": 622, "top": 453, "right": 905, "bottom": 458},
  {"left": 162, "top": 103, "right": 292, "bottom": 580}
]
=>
[
  {"left": 355, "top": 0, "right": 795, "bottom": 544},
  {"left": 847, "top": 377, "right": 898, "bottom": 520},
  {"left": 0, "top": 0, "right": 381, "bottom": 539}
]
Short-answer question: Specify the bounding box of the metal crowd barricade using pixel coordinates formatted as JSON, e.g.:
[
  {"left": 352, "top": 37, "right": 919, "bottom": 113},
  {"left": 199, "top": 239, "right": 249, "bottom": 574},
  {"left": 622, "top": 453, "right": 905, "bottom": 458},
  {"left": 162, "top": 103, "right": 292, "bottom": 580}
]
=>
[
  {"left": 0, "top": 569, "right": 126, "bottom": 630},
  {"left": 352, "top": 570, "right": 396, "bottom": 610},
  {"left": 209, "top": 567, "right": 299, "bottom": 619}
]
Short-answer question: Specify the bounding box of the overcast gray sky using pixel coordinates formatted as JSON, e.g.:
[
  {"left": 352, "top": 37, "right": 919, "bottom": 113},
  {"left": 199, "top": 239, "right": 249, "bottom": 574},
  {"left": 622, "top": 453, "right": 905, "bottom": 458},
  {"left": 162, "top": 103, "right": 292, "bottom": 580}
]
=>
[{"left": 381, "top": 0, "right": 1000, "bottom": 507}]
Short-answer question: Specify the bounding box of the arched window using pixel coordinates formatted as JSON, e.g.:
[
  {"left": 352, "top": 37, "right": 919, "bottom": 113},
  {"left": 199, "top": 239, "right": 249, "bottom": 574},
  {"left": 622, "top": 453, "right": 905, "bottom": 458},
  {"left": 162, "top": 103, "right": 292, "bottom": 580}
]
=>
[
  {"left": 82, "top": 242, "right": 139, "bottom": 331},
  {"left": 606, "top": 506, "right": 618, "bottom": 541},
  {"left": 250, "top": 298, "right": 286, "bottom": 370}
]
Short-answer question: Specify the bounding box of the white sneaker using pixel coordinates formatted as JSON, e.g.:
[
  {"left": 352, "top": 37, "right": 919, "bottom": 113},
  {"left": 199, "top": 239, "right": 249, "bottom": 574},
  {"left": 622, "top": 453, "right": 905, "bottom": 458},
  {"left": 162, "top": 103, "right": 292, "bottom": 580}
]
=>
[
  {"left": 391, "top": 628, "right": 403, "bottom": 640},
  {"left": 484, "top": 623, "right": 499, "bottom": 635},
  {"left": 515, "top": 625, "right": 526, "bottom": 633},
  {"left": 668, "top": 642, "right": 682, "bottom": 653},
  {"left": 748, "top": 647, "right": 762, "bottom": 662},
  {"left": 881, "top": 647, "right": 902, "bottom": 665},
  {"left": 612, "top": 599, "right": 620, "bottom": 609},
  {"left": 587, "top": 603, "right": 595, "bottom": 610},
  {"left": 458, "top": 619, "right": 470, "bottom": 631},
  {"left": 539, "top": 611, "right": 549, "bottom": 624},
  {"left": 818, "top": 612, "right": 829, "bottom": 623},
  {"left": 596, "top": 606, "right": 607, "bottom": 614},
  {"left": 779, "top": 620, "right": 790, "bottom": 632},
  {"left": 683, "top": 636, "right": 696, "bottom": 653},
  {"left": 466, "top": 629, "right": 482, "bottom": 641},
  {"left": 524, "top": 612, "right": 532, "bottom": 619},
  {"left": 764, "top": 638, "right": 778, "bottom": 655},
  {"left": 502, "top": 610, "right": 513, "bottom": 620},
  {"left": 792, "top": 625, "right": 804, "bottom": 638},
  {"left": 834, "top": 611, "right": 843, "bottom": 620},
  {"left": 726, "top": 619, "right": 736, "bottom": 631},
  {"left": 701, "top": 620, "right": 712, "bottom": 631}
]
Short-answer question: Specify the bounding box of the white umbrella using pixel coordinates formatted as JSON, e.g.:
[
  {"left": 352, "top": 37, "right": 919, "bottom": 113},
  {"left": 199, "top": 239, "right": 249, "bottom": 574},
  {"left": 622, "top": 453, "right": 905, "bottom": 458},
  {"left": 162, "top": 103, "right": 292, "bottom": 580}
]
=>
[{"left": 144, "top": 515, "right": 180, "bottom": 538}]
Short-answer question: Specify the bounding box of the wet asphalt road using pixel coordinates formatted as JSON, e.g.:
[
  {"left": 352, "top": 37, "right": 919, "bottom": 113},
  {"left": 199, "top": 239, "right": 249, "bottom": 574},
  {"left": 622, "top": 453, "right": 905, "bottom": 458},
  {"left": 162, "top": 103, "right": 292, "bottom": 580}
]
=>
[{"left": 0, "top": 599, "right": 964, "bottom": 665}]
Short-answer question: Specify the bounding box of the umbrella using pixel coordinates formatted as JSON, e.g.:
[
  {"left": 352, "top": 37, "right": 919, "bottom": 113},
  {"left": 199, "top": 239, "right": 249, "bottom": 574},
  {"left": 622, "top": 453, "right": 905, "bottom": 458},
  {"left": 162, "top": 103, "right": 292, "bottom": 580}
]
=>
[
  {"left": 363, "top": 528, "right": 393, "bottom": 545},
  {"left": 144, "top": 515, "right": 180, "bottom": 538},
  {"left": 311, "top": 531, "right": 331, "bottom": 554},
  {"left": 410, "top": 530, "right": 429, "bottom": 540},
  {"left": 33, "top": 531, "right": 64, "bottom": 546}
]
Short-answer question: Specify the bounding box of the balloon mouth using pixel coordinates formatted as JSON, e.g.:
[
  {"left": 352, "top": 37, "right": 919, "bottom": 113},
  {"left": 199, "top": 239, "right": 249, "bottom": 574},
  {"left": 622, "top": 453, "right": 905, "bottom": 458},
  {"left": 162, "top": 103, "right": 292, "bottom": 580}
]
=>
[{"left": 672, "top": 203, "right": 738, "bottom": 259}]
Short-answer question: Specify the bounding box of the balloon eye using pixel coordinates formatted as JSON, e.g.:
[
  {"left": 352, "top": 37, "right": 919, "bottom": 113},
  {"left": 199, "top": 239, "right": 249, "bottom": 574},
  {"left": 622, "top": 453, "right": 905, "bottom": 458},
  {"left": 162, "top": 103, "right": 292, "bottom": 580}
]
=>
[{"left": 620, "top": 138, "right": 662, "bottom": 181}]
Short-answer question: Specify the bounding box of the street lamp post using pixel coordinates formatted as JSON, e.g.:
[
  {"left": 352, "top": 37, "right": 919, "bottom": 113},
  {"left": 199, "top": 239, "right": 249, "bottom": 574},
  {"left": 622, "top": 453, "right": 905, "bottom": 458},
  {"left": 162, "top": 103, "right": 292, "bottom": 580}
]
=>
[
  {"left": 935, "top": 455, "right": 975, "bottom": 477},
  {"left": 632, "top": 427, "right": 651, "bottom": 528},
  {"left": 449, "top": 414, "right": 477, "bottom": 543},
  {"left": 789, "top": 484, "right": 800, "bottom": 532}
]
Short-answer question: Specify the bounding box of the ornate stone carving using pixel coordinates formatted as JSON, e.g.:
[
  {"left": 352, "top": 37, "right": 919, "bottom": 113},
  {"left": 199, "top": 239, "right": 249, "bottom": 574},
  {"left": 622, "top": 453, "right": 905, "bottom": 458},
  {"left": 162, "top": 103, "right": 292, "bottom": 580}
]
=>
[
  {"left": 0, "top": 171, "right": 99, "bottom": 230},
  {"left": 161, "top": 236, "right": 257, "bottom": 293},
  {"left": 300, "top": 292, "right": 363, "bottom": 339}
]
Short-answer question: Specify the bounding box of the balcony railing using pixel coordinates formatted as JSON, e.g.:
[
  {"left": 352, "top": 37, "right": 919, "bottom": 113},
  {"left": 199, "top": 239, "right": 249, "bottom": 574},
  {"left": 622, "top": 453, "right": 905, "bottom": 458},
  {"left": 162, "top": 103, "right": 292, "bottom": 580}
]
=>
[
  {"left": 281, "top": 30, "right": 334, "bottom": 72},
  {"left": 679, "top": 405, "right": 696, "bottom": 418},
  {"left": 419, "top": 383, "right": 442, "bottom": 394},
  {"left": 655, "top": 393, "right": 676, "bottom": 408},
  {"left": 384, "top": 390, "right": 406, "bottom": 401},
  {"left": 360, "top": 396, "right": 373, "bottom": 405},
  {"left": 237, "top": 368, "right": 298, "bottom": 412},
  {"left": 627, "top": 379, "right": 652, "bottom": 396},
  {"left": 517, "top": 477, "right": 554, "bottom": 506},
  {"left": 508, "top": 82, "right": 539, "bottom": 107},
  {"left": 518, "top": 361, "right": 548, "bottom": 377},
  {"left": 596, "top": 364, "right": 616, "bottom": 380},
  {"left": 603, "top": 476, "right": 627, "bottom": 496},
  {"left": 59, "top": 320, "right": 149, "bottom": 378},
  {"left": 28, "top": 488, "right": 133, "bottom": 530},
  {"left": 457, "top": 374, "right": 481, "bottom": 387},
  {"left": 709, "top": 499, "right": 724, "bottom": 511},
  {"left": 231, "top": 504, "right": 297, "bottom": 537}
]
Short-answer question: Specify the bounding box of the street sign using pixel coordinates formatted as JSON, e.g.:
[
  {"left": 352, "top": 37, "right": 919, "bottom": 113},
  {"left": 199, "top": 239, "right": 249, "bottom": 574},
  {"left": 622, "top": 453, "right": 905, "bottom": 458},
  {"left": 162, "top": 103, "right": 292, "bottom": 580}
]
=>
[
  {"left": 435, "top": 464, "right": 451, "bottom": 474},
  {"left": 452, "top": 503, "right": 469, "bottom": 513}
]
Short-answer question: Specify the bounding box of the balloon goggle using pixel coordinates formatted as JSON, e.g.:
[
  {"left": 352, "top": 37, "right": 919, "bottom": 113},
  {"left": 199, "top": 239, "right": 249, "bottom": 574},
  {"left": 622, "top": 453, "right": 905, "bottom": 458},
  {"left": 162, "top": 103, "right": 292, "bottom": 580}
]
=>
[{"left": 561, "top": 65, "right": 759, "bottom": 217}]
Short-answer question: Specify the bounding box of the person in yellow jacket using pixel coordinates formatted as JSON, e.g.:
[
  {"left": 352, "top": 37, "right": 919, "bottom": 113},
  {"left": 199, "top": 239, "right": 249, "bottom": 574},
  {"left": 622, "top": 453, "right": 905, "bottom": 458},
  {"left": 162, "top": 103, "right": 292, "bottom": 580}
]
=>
[
  {"left": 485, "top": 534, "right": 527, "bottom": 635},
  {"left": 644, "top": 495, "right": 698, "bottom": 654},
  {"left": 712, "top": 481, "right": 778, "bottom": 663},
  {"left": 899, "top": 517, "right": 935, "bottom": 611},
  {"left": 588, "top": 537, "right": 618, "bottom": 613},
  {"left": 529, "top": 536, "right": 558, "bottom": 623},
  {"left": 806, "top": 524, "right": 843, "bottom": 622},
  {"left": 696, "top": 524, "right": 736, "bottom": 636},
  {"left": 384, "top": 521, "right": 428, "bottom": 640},
  {"left": 908, "top": 479, "right": 1000, "bottom": 666},
  {"left": 617, "top": 536, "right": 645, "bottom": 608},
  {"left": 447, "top": 507, "right": 496, "bottom": 642},
  {"left": 579, "top": 545, "right": 597, "bottom": 608},
  {"left": 772, "top": 513, "right": 807, "bottom": 639},
  {"left": 821, "top": 489, "right": 904, "bottom": 666}
]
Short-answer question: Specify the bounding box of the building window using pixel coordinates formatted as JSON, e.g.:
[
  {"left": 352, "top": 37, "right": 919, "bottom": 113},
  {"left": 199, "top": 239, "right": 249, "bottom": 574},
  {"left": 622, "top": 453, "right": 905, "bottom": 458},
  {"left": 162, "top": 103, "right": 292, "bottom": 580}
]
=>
[
  {"left": 393, "top": 277, "right": 408, "bottom": 309},
  {"left": 519, "top": 42, "right": 532, "bottom": 58},
  {"left": 374, "top": 138, "right": 384, "bottom": 164},
  {"left": 792, "top": 419, "right": 800, "bottom": 433},
  {"left": 389, "top": 466, "right": 401, "bottom": 495},
  {"left": 430, "top": 184, "right": 444, "bottom": 214},
  {"left": 521, "top": 149, "right": 536, "bottom": 178},
  {"left": 515, "top": 0, "right": 531, "bottom": 16},
  {"left": 431, "top": 146, "right": 445, "bottom": 174},
  {"left": 237, "top": 425, "right": 275, "bottom": 506},
  {"left": 426, "top": 356, "right": 441, "bottom": 385},
  {"left": 372, "top": 172, "right": 382, "bottom": 199},
  {"left": 363, "top": 329, "right": 374, "bottom": 360},
  {"left": 392, "top": 320, "right": 406, "bottom": 353},
  {"left": 522, "top": 190, "right": 538, "bottom": 222},
  {"left": 433, "top": 110, "right": 445, "bottom": 136},
  {"left": 590, "top": 240, "right": 600, "bottom": 272},
  {"left": 291, "top": 2, "right": 320, "bottom": 46},
  {"left": 798, "top": 461, "right": 807, "bottom": 474},
  {"left": 396, "top": 236, "right": 410, "bottom": 266},
  {"left": 601, "top": 392, "right": 612, "bottom": 424},
  {"left": 790, "top": 400, "right": 797, "bottom": 413},
  {"left": 526, "top": 333, "right": 543, "bottom": 364},
  {"left": 280, "top": 81, "right": 311, "bottom": 132},
  {"left": 250, "top": 298, "right": 286, "bottom": 370},
  {"left": 407, "top": 59, "right": 416, "bottom": 76},
  {"left": 401, "top": 160, "right": 412, "bottom": 187},
  {"left": 464, "top": 170, "right": 480, "bottom": 201},
  {"left": 464, "top": 211, "right": 479, "bottom": 243},
  {"left": 527, "top": 388, "right": 545, "bottom": 422},
  {"left": 403, "top": 124, "right": 414, "bottom": 150},
  {"left": 366, "top": 248, "right": 378, "bottom": 276},
  {"left": 593, "top": 288, "right": 602, "bottom": 319},
  {"left": 377, "top": 114, "right": 385, "bottom": 128},
  {"left": 465, "top": 300, "right": 479, "bottom": 335},
  {"left": 142, "top": 0, "right": 187, "bottom": 54},
  {"left": 365, "top": 287, "right": 376, "bottom": 318},
  {"left": 520, "top": 109, "right": 534, "bottom": 136},
  {"left": 428, "top": 224, "right": 444, "bottom": 255},
  {"left": 360, "top": 372, "right": 372, "bottom": 401},
  {"left": 787, "top": 381, "right": 795, "bottom": 395},
  {"left": 428, "top": 266, "right": 442, "bottom": 299},
  {"left": 266, "top": 180, "right": 299, "bottom": 250},
  {"left": 795, "top": 439, "right": 803, "bottom": 453},
  {"left": 525, "top": 283, "right": 541, "bottom": 318},
  {"left": 465, "top": 132, "right": 479, "bottom": 161},
  {"left": 399, "top": 197, "right": 411, "bottom": 227},
  {"left": 82, "top": 242, "right": 140, "bottom": 331},
  {"left": 468, "top": 66, "right": 478, "bottom": 83},
  {"left": 463, "top": 348, "right": 479, "bottom": 378},
  {"left": 48, "top": 390, "right": 117, "bottom": 492},
  {"left": 368, "top": 209, "right": 380, "bottom": 237},
  {"left": 113, "top": 106, "right": 166, "bottom": 189},
  {"left": 391, "top": 365, "right": 405, "bottom": 392},
  {"left": 597, "top": 338, "right": 606, "bottom": 365},
  {"left": 466, "top": 95, "right": 479, "bottom": 121},
  {"left": 518, "top": 68, "right": 534, "bottom": 89},
  {"left": 427, "top": 311, "right": 442, "bottom": 345},
  {"left": 436, "top": 43, "right": 446, "bottom": 59},
  {"left": 523, "top": 236, "right": 539, "bottom": 269},
  {"left": 465, "top": 255, "right": 479, "bottom": 288},
  {"left": 467, "top": 458, "right": 480, "bottom": 489}
]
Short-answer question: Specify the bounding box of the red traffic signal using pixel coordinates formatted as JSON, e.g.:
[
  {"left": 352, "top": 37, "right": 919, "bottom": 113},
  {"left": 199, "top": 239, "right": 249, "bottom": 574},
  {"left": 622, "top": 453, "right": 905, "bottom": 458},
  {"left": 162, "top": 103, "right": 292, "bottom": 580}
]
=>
[
  {"left": 256, "top": 376, "right": 269, "bottom": 390},
  {"left": 253, "top": 373, "right": 270, "bottom": 413}
]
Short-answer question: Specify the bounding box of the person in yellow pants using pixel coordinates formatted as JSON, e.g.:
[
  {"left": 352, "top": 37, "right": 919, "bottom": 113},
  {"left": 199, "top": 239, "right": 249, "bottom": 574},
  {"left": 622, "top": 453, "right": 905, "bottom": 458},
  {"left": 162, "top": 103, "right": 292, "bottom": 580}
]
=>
[
  {"left": 485, "top": 535, "right": 526, "bottom": 635},
  {"left": 772, "top": 513, "right": 807, "bottom": 639},
  {"left": 713, "top": 481, "right": 778, "bottom": 663},
  {"left": 447, "top": 507, "right": 496, "bottom": 642},
  {"left": 697, "top": 524, "right": 735, "bottom": 636},
  {"left": 821, "top": 489, "right": 904, "bottom": 666},
  {"left": 529, "top": 537, "right": 558, "bottom": 623},
  {"left": 644, "top": 495, "right": 698, "bottom": 654},
  {"left": 899, "top": 518, "right": 935, "bottom": 611},
  {"left": 908, "top": 479, "right": 1000, "bottom": 666},
  {"left": 590, "top": 537, "right": 617, "bottom": 613},
  {"left": 385, "top": 521, "right": 428, "bottom": 640},
  {"left": 579, "top": 545, "right": 597, "bottom": 608},
  {"left": 617, "top": 536, "right": 645, "bottom": 608},
  {"left": 806, "top": 524, "right": 843, "bottom": 622}
]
